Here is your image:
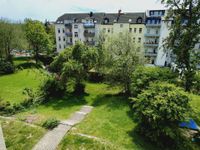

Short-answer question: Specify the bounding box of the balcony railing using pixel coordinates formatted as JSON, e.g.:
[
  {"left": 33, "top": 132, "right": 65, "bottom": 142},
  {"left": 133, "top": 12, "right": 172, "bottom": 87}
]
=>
[
  {"left": 146, "top": 23, "right": 161, "bottom": 27},
  {"left": 83, "top": 23, "right": 95, "bottom": 28},
  {"left": 145, "top": 33, "right": 160, "bottom": 37},
  {"left": 145, "top": 52, "right": 157, "bottom": 57},
  {"left": 144, "top": 42, "right": 159, "bottom": 47},
  {"left": 84, "top": 31, "right": 95, "bottom": 37},
  {"left": 65, "top": 23, "right": 72, "bottom": 28},
  {"left": 66, "top": 32, "right": 72, "bottom": 37},
  {"left": 67, "top": 42, "right": 73, "bottom": 45}
]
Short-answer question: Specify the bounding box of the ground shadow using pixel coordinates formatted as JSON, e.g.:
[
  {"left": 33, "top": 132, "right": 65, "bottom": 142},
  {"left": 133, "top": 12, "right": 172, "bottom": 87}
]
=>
[{"left": 38, "top": 93, "right": 88, "bottom": 110}]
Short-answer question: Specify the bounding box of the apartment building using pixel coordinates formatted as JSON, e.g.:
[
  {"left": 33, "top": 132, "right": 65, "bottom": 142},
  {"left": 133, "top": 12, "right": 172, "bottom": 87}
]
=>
[
  {"left": 55, "top": 10, "right": 199, "bottom": 67},
  {"left": 55, "top": 11, "right": 146, "bottom": 52}
]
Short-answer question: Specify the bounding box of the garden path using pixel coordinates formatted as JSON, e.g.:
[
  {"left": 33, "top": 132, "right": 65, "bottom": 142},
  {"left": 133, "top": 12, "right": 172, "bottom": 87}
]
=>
[{"left": 32, "top": 105, "right": 93, "bottom": 150}]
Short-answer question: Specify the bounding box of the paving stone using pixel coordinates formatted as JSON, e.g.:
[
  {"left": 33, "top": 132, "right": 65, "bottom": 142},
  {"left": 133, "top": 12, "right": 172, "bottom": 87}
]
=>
[
  {"left": 32, "top": 124, "right": 71, "bottom": 150},
  {"left": 32, "top": 105, "right": 93, "bottom": 150},
  {"left": 0, "top": 125, "right": 7, "bottom": 150}
]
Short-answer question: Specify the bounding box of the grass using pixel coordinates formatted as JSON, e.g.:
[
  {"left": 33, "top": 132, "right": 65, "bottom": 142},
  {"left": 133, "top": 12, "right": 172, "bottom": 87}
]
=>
[
  {"left": 0, "top": 69, "right": 46, "bottom": 104},
  {"left": 57, "top": 84, "right": 157, "bottom": 150},
  {"left": 15, "top": 83, "right": 121, "bottom": 125},
  {"left": 0, "top": 118, "right": 46, "bottom": 150}
]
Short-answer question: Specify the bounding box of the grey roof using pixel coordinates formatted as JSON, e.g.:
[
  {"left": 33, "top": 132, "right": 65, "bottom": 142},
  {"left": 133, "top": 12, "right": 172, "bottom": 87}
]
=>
[{"left": 56, "top": 12, "right": 146, "bottom": 24}]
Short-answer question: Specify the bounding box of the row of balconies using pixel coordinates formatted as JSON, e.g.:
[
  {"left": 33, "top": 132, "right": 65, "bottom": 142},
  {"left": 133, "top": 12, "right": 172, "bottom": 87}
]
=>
[
  {"left": 144, "top": 41, "right": 159, "bottom": 47},
  {"left": 144, "top": 33, "right": 160, "bottom": 37},
  {"left": 65, "top": 31, "right": 95, "bottom": 37}
]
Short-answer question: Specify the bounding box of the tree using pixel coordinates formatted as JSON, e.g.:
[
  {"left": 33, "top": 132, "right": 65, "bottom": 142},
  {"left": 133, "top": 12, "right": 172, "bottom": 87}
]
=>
[
  {"left": 0, "top": 19, "right": 28, "bottom": 62},
  {"left": 103, "top": 32, "right": 144, "bottom": 95},
  {"left": 132, "top": 82, "right": 192, "bottom": 149},
  {"left": 161, "top": 0, "right": 200, "bottom": 91},
  {"left": 24, "top": 19, "right": 53, "bottom": 64},
  {"left": 50, "top": 42, "right": 98, "bottom": 94}
]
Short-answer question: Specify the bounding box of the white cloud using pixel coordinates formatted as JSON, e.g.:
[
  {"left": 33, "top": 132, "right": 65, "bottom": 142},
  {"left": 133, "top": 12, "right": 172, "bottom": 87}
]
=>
[{"left": 0, "top": 0, "right": 164, "bottom": 21}]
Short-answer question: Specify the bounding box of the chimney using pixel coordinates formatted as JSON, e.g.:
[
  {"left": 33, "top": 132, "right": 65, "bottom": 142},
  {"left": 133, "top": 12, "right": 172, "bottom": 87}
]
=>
[{"left": 117, "top": 9, "right": 122, "bottom": 22}]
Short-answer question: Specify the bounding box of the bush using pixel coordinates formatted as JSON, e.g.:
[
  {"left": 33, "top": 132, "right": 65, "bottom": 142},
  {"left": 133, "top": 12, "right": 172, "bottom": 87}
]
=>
[
  {"left": 132, "top": 82, "right": 193, "bottom": 149},
  {"left": 0, "top": 59, "right": 15, "bottom": 74},
  {"left": 130, "top": 66, "right": 178, "bottom": 96},
  {"left": 40, "top": 76, "right": 66, "bottom": 100},
  {"left": 192, "top": 72, "right": 200, "bottom": 95},
  {"left": 42, "top": 118, "right": 60, "bottom": 129},
  {"left": 74, "top": 82, "right": 85, "bottom": 95}
]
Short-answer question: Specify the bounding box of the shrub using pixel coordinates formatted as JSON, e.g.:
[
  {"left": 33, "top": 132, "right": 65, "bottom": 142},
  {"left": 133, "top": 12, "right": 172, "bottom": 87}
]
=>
[
  {"left": 74, "top": 82, "right": 85, "bottom": 95},
  {"left": 42, "top": 118, "right": 60, "bottom": 129},
  {"left": 40, "top": 76, "right": 66, "bottom": 100},
  {"left": 192, "top": 72, "right": 200, "bottom": 95},
  {"left": 0, "top": 98, "right": 15, "bottom": 115},
  {"left": 132, "top": 82, "right": 193, "bottom": 149},
  {"left": 0, "top": 59, "right": 15, "bottom": 74},
  {"left": 130, "top": 66, "right": 178, "bottom": 96}
]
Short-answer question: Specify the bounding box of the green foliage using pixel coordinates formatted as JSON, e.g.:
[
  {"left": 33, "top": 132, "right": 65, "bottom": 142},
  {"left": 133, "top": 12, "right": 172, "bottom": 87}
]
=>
[
  {"left": 24, "top": 19, "right": 53, "bottom": 63},
  {"left": 50, "top": 42, "right": 98, "bottom": 94},
  {"left": 42, "top": 118, "right": 60, "bottom": 129},
  {"left": 40, "top": 76, "right": 66, "bottom": 100},
  {"left": 132, "top": 82, "right": 193, "bottom": 149},
  {"left": 0, "top": 19, "right": 28, "bottom": 61},
  {"left": 102, "top": 32, "right": 144, "bottom": 95},
  {"left": 130, "top": 66, "right": 178, "bottom": 96},
  {"left": 161, "top": 0, "right": 200, "bottom": 91},
  {"left": 0, "top": 59, "right": 15, "bottom": 74},
  {"left": 192, "top": 72, "right": 200, "bottom": 95}
]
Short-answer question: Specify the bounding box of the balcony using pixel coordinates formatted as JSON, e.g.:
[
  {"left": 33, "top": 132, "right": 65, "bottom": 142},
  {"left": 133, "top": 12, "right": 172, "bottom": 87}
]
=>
[
  {"left": 145, "top": 52, "right": 157, "bottom": 57},
  {"left": 84, "top": 31, "right": 95, "bottom": 37},
  {"left": 144, "top": 42, "right": 159, "bottom": 47},
  {"left": 66, "top": 32, "right": 72, "bottom": 37},
  {"left": 65, "top": 23, "right": 72, "bottom": 28},
  {"left": 145, "top": 33, "right": 160, "bottom": 37},
  {"left": 146, "top": 23, "right": 161, "bottom": 27},
  {"left": 83, "top": 23, "right": 95, "bottom": 28},
  {"left": 67, "top": 42, "right": 73, "bottom": 45}
]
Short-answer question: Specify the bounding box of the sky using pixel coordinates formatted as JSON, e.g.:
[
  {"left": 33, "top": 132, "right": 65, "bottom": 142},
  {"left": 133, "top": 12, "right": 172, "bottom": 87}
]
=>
[{"left": 0, "top": 0, "right": 165, "bottom": 22}]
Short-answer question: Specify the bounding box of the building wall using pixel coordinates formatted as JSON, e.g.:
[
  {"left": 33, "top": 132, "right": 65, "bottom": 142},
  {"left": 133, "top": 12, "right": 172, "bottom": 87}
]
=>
[{"left": 55, "top": 24, "right": 66, "bottom": 52}]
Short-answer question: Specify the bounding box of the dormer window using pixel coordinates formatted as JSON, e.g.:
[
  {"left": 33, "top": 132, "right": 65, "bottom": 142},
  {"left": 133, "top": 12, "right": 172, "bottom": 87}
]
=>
[
  {"left": 137, "top": 17, "right": 143, "bottom": 24},
  {"left": 104, "top": 18, "right": 109, "bottom": 24}
]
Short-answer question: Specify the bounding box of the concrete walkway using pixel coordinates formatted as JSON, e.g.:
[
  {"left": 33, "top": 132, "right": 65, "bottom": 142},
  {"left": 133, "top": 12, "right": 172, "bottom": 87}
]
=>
[
  {"left": 32, "top": 105, "right": 93, "bottom": 150},
  {"left": 0, "top": 125, "right": 7, "bottom": 150}
]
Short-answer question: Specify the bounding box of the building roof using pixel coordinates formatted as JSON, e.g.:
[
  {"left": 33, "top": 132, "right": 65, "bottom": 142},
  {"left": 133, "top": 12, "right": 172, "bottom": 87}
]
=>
[{"left": 56, "top": 12, "right": 146, "bottom": 24}]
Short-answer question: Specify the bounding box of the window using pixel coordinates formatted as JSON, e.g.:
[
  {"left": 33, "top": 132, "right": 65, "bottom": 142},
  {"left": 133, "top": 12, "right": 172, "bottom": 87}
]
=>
[
  {"left": 74, "top": 32, "right": 78, "bottom": 37},
  {"left": 108, "top": 29, "right": 110, "bottom": 33},
  {"left": 155, "top": 30, "right": 159, "bottom": 34},
  {"left": 63, "top": 37, "right": 65, "bottom": 41},
  {"left": 74, "top": 24, "right": 78, "bottom": 28},
  {"left": 63, "top": 29, "right": 65, "bottom": 33},
  {"left": 134, "top": 28, "right": 137, "bottom": 33},
  {"left": 64, "top": 45, "right": 66, "bottom": 49},
  {"left": 139, "top": 28, "right": 142, "bottom": 33},
  {"left": 138, "top": 37, "right": 141, "bottom": 43},
  {"left": 58, "top": 36, "right": 61, "bottom": 41},
  {"left": 129, "top": 28, "right": 132, "bottom": 32},
  {"left": 70, "top": 38, "right": 72, "bottom": 43},
  {"left": 58, "top": 29, "right": 60, "bottom": 33},
  {"left": 59, "top": 44, "right": 61, "bottom": 49},
  {"left": 120, "top": 24, "right": 123, "bottom": 28},
  {"left": 133, "top": 37, "right": 135, "bottom": 43}
]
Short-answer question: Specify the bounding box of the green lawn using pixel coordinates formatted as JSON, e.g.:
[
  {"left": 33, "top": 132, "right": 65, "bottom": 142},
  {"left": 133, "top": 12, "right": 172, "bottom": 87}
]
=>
[
  {"left": 58, "top": 84, "right": 157, "bottom": 150},
  {"left": 0, "top": 118, "right": 46, "bottom": 150},
  {"left": 0, "top": 69, "right": 46, "bottom": 104},
  {"left": 15, "top": 83, "right": 121, "bottom": 125}
]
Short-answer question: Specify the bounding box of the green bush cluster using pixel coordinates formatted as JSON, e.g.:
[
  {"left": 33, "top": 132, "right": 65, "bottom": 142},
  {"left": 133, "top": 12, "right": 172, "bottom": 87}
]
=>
[
  {"left": 132, "top": 82, "right": 193, "bottom": 149},
  {"left": 0, "top": 88, "right": 40, "bottom": 115},
  {"left": 192, "top": 72, "right": 200, "bottom": 95},
  {"left": 0, "top": 59, "right": 15, "bottom": 74},
  {"left": 40, "top": 76, "right": 66, "bottom": 100},
  {"left": 42, "top": 118, "right": 60, "bottom": 129},
  {"left": 130, "top": 66, "right": 178, "bottom": 96}
]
